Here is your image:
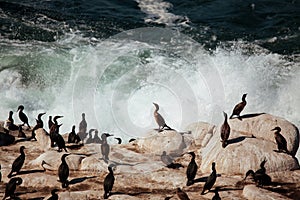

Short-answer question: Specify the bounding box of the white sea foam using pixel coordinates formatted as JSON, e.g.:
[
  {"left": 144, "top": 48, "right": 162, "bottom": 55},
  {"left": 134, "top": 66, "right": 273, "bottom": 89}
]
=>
[
  {"left": 0, "top": 28, "right": 299, "bottom": 159},
  {"left": 135, "top": 0, "right": 190, "bottom": 26}
]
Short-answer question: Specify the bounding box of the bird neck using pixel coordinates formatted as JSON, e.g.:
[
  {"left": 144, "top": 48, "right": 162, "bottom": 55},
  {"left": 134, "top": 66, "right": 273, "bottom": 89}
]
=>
[{"left": 109, "top": 167, "right": 114, "bottom": 175}]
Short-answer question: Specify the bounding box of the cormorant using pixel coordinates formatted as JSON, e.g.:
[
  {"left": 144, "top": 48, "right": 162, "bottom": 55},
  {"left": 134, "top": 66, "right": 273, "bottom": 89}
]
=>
[
  {"left": 201, "top": 162, "right": 217, "bottom": 195},
  {"left": 220, "top": 112, "right": 230, "bottom": 148},
  {"left": 48, "top": 116, "right": 54, "bottom": 130},
  {"left": 230, "top": 94, "right": 247, "bottom": 119},
  {"left": 2, "top": 177, "right": 22, "bottom": 200},
  {"left": 176, "top": 188, "right": 190, "bottom": 200},
  {"left": 58, "top": 154, "right": 69, "bottom": 188},
  {"left": 49, "top": 116, "right": 63, "bottom": 148},
  {"left": 103, "top": 165, "right": 115, "bottom": 199},
  {"left": 86, "top": 129, "right": 95, "bottom": 144},
  {"left": 115, "top": 137, "right": 122, "bottom": 144},
  {"left": 153, "top": 103, "right": 172, "bottom": 131},
  {"left": 17, "top": 105, "right": 31, "bottom": 128},
  {"left": 271, "top": 127, "right": 289, "bottom": 154},
  {"left": 68, "top": 125, "right": 81, "bottom": 144},
  {"left": 78, "top": 113, "right": 87, "bottom": 140},
  {"left": 7, "top": 146, "right": 26, "bottom": 178},
  {"left": 55, "top": 124, "right": 67, "bottom": 152},
  {"left": 212, "top": 187, "right": 221, "bottom": 200},
  {"left": 47, "top": 189, "right": 59, "bottom": 200},
  {"left": 244, "top": 158, "right": 271, "bottom": 186},
  {"left": 7, "top": 111, "right": 18, "bottom": 131},
  {"left": 186, "top": 152, "right": 198, "bottom": 186},
  {"left": 93, "top": 130, "right": 101, "bottom": 143},
  {"left": 101, "top": 133, "right": 112, "bottom": 161},
  {"left": 18, "top": 125, "right": 26, "bottom": 138},
  {"left": 31, "top": 112, "right": 46, "bottom": 140}
]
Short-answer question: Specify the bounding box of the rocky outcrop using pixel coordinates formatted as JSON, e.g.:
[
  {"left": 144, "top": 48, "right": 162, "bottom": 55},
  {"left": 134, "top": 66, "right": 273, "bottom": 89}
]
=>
[{"left": 0, "top": 113, "right": 299, "bottom": 200}]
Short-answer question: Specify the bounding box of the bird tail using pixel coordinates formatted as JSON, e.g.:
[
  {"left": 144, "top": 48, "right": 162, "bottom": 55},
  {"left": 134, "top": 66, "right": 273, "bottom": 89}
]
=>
[{"left": 229, "top": 114, "right": 233, "bottom": 119}]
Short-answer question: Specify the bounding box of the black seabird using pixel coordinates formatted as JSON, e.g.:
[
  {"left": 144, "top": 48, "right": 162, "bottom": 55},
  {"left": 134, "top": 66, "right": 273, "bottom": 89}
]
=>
[
  {"left": 103, "top": 165, "right": 115, "bottom": 199},
  {"left": 47, "top": 188, "right": 59, "bottom": 200},
  {"left": 68, "top": 125, "right": 81, "bottom": 144},
  {"left": 55, "top": 124, "right": 67, "bottom": 152},
  {"left": 7, "top": 146, "right": 26, "bottom": 178},
  {"left": 93, "top": 130, "right": 101, "bottom": 143},
  {"left": 230, "top": 94, "right": 247, "bottom": 119},
  {"left": 220, "top": 112, "right": 230, "bottom": 148},
  {"left": 7, "top": 111, "right": 18, "bottom": 131},
  {"left": 3, "top": 177, "right": 23, "bottom": 200},
  {"left": 78, "top": 113, "right": 87, "bottom": 140},
  {"left": 271, "top": 127, "right": 289, "bottom": 154},
  {"left": 114, "top": 137, "right": 122, "bottom": 144},
  {"left": 186, "top": 152, "right": 198, "bottom": 186},
  {"left": 58, "top": 154, "right": 69, "bottom": 188},
  {"left": 244, "top": 158, "right": 271, "bottom": 186},
  {"left": 17, "top": 105, "right": 31, "bottom": 128},
  {"left": 48, "top": 116, "right": 54, "bottom": 130},
  {"left": 176, "top": 188, "right": 190, "bottom": 200},
  {"left": 49, "top": 116, "right": 63, "bottom": 148},
  {"left": 201, "top": 162, "right": 217, "bottom": 195},
  {"left": 31, "top": 112, "right": 46, "bottom": 140},
  {"left": 153, "top": 103, "right": 172, "bottom": 131},
  {"left": 101, "top": 133, "right": 112, "bottom": 161},
  {"left": 212, "top": 187, "right": 221, "bottom": 200},
  {"left": 18, "top": 125, "right": 26, "bottom": 138}
]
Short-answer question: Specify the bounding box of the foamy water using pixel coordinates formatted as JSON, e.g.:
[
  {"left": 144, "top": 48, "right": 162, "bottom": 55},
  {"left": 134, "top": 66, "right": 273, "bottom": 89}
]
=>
[{"left": 0, "top": 28, "right": 299, "bottom": 158}]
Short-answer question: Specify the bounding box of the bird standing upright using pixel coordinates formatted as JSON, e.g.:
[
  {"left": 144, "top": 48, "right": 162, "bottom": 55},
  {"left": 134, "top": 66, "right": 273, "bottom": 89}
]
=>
[
  {"left": 7, "top": 146, "right": 26, "bottom": 178},
  {"left": 17, "top": 105, "right": 31, "bottom": 129},
  {"left": 103, "top": 165, "right": 115, "bottom": 199},
  {"left": 230, "top": 94, "right": 247, "bottom": 119},
  {"left": 220, "top": 112, "right": 230, "bottom": 148},
  {"left": 153, "top": 103, "right": 172, "bottom": 131},
  {"left": 201, "top": 162, "right": 217, "bottom": 195}
]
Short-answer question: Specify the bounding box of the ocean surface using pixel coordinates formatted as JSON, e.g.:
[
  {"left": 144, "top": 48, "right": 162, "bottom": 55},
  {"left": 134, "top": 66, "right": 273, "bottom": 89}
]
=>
[{"left": 0, "top": 0, "right": 299, "bottom": 153}]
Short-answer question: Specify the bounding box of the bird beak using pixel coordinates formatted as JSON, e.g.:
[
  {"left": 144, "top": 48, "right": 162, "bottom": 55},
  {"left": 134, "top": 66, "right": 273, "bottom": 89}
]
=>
[{"left": 271, "top": 128, "right": 276, "bottom": 131}]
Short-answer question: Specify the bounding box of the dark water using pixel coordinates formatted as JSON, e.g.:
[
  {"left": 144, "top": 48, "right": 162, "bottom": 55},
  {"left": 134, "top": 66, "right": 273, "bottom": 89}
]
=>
[{"left": 1, "top": 0, "right": 299, "bottom": 54}]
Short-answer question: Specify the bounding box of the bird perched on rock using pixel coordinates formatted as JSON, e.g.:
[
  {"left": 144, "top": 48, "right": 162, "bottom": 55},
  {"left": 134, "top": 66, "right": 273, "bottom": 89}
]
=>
[
  {"left": 220, "top": 112, "right": 230, "bottom": 148},
  {"left": 58, "top": 154, "right": 69, "bottom": 188},
  {"left": 47, "top": 188, "right": 59, "bottom": 200},
  {"left": 17, "top": 105, "right": 31, "bottom": 129},
  {"left": 153, "top": 103, "right": 172, "bottom": 131},
  {"left": 68, "top": 125, "right": 81, "bottom": 144},
  {"left": 49, "top": 115, "right": 63, "bottom": 148},
  {"left": 212, "top": 187, "right": 221, "bottom": 200},
  {"left": 230, "top": 94, "right": 247, "bottom": 119},
  {"left": 7, "top": 146, "right": 26, "bottom": 178},
  {"left": 103, "top": 165, "right": 115, "bottom": 199},
  {"left": 271, "top": 127, "right": 289, "bottom": 154},
  {"left": 31, "top": 112, "right": 46, "bottom": 140},
  {"left": 3, "top": 177, "right": 23, "bottom": 200},
  {"left": 5, "top": 111, "right": 18, "bottom": 131},
  {"left": 18, "top": 125, "right": 26, "bottom": 138},
  {"left": 186, "top": 152, "right": 198, "bottom": 186},
  {"left": 244, "top": 158, "right": 271, "bottom": 186},
  {"left": 78, "top": 113, "right": 87, "bottom": 140},
  {"left": 176, "top": 188, "right": 190, "bottom": 200},
  {"left": 201, "top": 162, "right": 217, "bottom": 195},
  {"left": 101, "top": 133, "right": 113, "bottom": 161}
]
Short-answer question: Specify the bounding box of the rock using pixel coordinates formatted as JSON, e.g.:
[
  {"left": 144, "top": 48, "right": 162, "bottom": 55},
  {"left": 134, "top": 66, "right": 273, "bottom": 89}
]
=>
[
  {"left": 200, "top": 124, "right": 299, "bottom": 174},
  {"left": 136, "top": 130, "right": 192, "bottom": 155},
  {"left": 0, "top": 132, "right": 15, "bottom": 146},
  {"left": 229, "top": 113, "right": 299, "bottom": 156},
  {"left": 185, "top": 122, "right": 216, "bottom": 147},
  {"left": 243, "top": 184, "right": 288, "bottom": 200},
  {"left": 35, "top": 128, "right": 51, "bottom": 151}
]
